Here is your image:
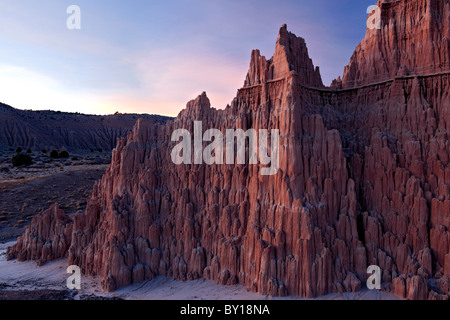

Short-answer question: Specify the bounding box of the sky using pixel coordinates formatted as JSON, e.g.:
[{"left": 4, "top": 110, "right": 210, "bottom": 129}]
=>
[{"left": 0, "top": 0, "right": 376, "bottom": 117}]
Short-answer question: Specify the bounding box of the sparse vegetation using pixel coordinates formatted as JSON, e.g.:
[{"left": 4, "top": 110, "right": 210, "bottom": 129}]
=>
[
  {"left": 50, "top": 150, "right": 59, "bottom": 159},
  {"left": 12, "top": 153, "right": 33, "bottom": 167},
  {"left": 59, "top": 151, "right": 70, "bottom": 158}
]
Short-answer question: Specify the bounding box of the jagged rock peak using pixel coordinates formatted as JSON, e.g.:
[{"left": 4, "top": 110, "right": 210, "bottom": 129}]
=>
[
  {"left": 244, "top": 24, "right": 323, "bottom": 88},
  {"left": 0, "top": 104, "right": 171, "bottom": 151},
  {"left": 177, "top": 91, "right": 212, "bottom": 120}
]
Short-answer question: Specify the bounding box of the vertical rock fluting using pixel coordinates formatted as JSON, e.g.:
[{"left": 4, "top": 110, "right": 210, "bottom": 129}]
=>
[
  {"left": 67, "top": 25, "right": 364, "bottom": 297},
  {"left": 342, "top": 0, "right": 450, "bottom": 88},
  {"left": 6, "top": 204, "right": 72, "bottom": 266},
  {"left": 330, "top": 0, "right": 450, "bottom": 300},
  {"left": 8, "top": 0, "right": 450, "bottom": 300}
]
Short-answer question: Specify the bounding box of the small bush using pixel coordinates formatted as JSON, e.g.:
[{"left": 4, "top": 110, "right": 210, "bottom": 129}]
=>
[
  {"left": 9, "top": 148, "right": 14, "bottom": 152},
  {"left": 98, "top": 148, "right": 103, "bottom": 153},
  {"left": 59, "top": 151, "right": 70, "bottom": 158},
  {"left": 71, "top": 157, "right": 79, "bottom": 161},
  {"left": 16, "top": 147, "right": 22, "bottom": 153},
  {"left": 26, "top": 148, "right": 32, "bottom": 154},
  {"left": 12, "top": 154, "right": 32, "bottom": 167},
  {"left": 90, "top": 149, "right": 94, "bottom": 153},
  {"left": 50, "top": 150, "right": 59, "bottom": 159},
  {"left": 42, "top": 149, "right": 47, "bottom": 154}
]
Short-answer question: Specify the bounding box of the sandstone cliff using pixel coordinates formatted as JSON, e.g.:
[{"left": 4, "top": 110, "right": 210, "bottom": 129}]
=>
[{"left": 7, "top": 0, "right": 450, "bottom": 300}]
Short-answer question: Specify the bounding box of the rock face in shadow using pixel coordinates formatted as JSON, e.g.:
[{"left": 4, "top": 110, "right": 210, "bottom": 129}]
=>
[
  {"left": 7, "top": 204, "right": 72, "bottom": 266},
  {"left": 328, "top": 0, "right": 450, "bottom": 300},
  {"left": 8, "top": 0, "right": 450, "bottom": 300},
  {"left": 0, "top": 104, "right": 171, "bottom": 151}
]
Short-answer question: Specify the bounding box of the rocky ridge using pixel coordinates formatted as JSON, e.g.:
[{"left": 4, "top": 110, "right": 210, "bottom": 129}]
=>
[{"left": 0, "top": 103, "right": 170, "bottom": 151}]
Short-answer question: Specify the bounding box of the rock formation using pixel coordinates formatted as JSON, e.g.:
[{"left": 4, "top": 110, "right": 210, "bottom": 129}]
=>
[
  {"left": 244, "top": 24, "right": 323, "bottom": 88},
  {"left": 7, "top": 204, "right": 72, "bottom": 266},
  {"left": 342, "top": 0, "right": 450, "bottom": 87},
  {"left": 0, "top": 103, "right": 170, "bottom": 151},
  {"left": 7, "top": 0, "right": 450, "bottom": 300}
]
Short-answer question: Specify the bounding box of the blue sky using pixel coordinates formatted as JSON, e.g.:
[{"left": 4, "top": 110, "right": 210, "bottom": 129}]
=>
[{"left": 0, "top": 0, "right": 375, "bottom": 116}]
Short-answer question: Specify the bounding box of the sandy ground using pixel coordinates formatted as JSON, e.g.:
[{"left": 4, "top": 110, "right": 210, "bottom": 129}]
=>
[
  {"left": 0, "top": 165, "right": 107, "bottom": 241},
  {"left": 0, "top": 242, "right": 401, "bottom": 300}
]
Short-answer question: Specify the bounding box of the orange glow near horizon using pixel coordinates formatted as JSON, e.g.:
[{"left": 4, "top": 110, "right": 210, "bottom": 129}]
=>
[
  {"left": 0, "top": 60, "right": 246, "bottom": 117},
  {"left": 0, "top": 44, "right": 247, "bottom": 117}
]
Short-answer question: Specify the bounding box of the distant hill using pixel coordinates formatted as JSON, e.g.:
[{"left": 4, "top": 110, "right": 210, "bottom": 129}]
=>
[{"left": 0, "top": 102, "right": 171, "bottom": 151}]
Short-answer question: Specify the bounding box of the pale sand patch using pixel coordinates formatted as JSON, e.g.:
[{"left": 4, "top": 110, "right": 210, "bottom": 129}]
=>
[
  {"left": 0, "top": 164, "right": 108, "bottom": 186},
  {"left": 0, "top": 243, "right": 401, "bottom": 300}
]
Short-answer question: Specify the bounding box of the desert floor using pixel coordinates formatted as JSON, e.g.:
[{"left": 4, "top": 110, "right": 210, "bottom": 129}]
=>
[
  {"left": 0, "top": 148, "right": 109, "bottom": 241},
  {"left": 0, "top": 240, "right": 400, "bottom": 300}
]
